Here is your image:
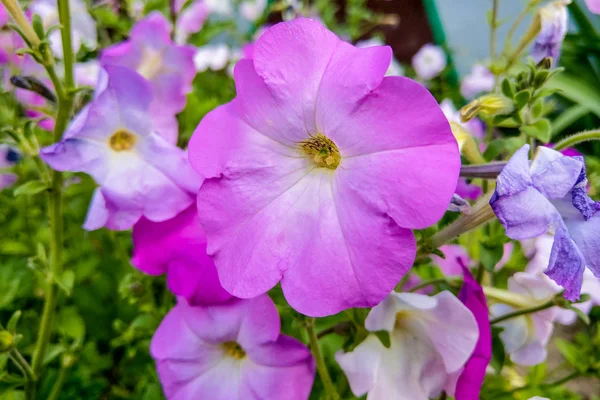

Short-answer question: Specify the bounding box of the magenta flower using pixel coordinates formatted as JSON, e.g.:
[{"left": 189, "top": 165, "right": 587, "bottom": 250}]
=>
[
  {"left": 132, "top": 205, "right": 232, "bottom": 305},
  {"left": 454, "top": 265, "right": 491, "bottom": 400},
  {"left": 335, "top": 291, "right": 478, "bottom": 399},
  {"left": 188, "top": 18, "right": 460, "bottom": 316},
  {"left": 490, "top": 145, "right": 600, "bottom": 300},
  {"left": 151, "top": 296, "right": 315, "bottom": 400},
  {"left": 585, "top": 0, "right": 600, "bottom": 13},
  {"left": 432, "top": 244, "right": 475, "bottom": 276},
  {"left": 101, "top": 12, "right": 196, "bottom": 143},
  {"left": 40, "top": 66, "right": 201, "bottom": 231}
]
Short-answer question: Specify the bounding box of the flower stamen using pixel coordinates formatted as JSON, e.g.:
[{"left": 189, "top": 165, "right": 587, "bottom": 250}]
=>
[
  {"left": 109, "top": 129, "right": 136, "bottom": 151},
  {"left": 222, "top": 341, "right": 246, "bottom": 359},
  {"left": 299, "top": 133, "right": 341, "bottom": 170}
]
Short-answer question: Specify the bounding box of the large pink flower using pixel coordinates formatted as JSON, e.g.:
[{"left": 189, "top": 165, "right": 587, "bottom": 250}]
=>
[{"left": 188, "top": 18, "right": 460, "bottom": 316}]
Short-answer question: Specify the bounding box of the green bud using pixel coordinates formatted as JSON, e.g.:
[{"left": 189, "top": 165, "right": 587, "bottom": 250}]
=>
[
  {"left": 536, "top": 57, "right": 552, "bottom": 70},
  {"left": 0, "top": 331, "right": 14, "bottom": 352},
  {"left": 460, "top": 94, "right": 514, "bottom": 122}
]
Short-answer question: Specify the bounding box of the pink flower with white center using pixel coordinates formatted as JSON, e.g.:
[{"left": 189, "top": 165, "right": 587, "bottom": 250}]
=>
[
  {"left": 525, "top": 234, "right": 600, "bottom": 325},
  {"left": 490, "top": 272, "right": 559, "bottom": 366},
  {"left": 335, "top": 291, "right": 478, "bottom": 400},
  {"left": 40, "top": 66, "right": 202, "bottom": 231},
  {"left": 188, "top": 18, "right": 460, "bottom": 316},
  {"left": 132, "top": 205, "right": 233, "bottom": 305},
  {"left": 461, "top": 64, "right": 495, "bottom": 100},
  {"left": 101, "top": 12, "right": 196, "bottom": 144},
  {"left": 585, "top": 0, "right": 600, "bottom": 13},
  {"left": 412, "top": 43, "right": 447, "bottom": 80},
  {"left": 151, "top": 296, "right": 315, "bottom": 400},
  {"left": 29, "top": 0, "right": 97, "bottom": 57}
]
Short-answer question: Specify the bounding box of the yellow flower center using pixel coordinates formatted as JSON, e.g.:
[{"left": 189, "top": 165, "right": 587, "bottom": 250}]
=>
[
  {"left": 109, "top": 129, "right": 136, "bottom": 151},
  {"left": 299, "top": 133, "right": 341, "bottom": 170},
  {"left": 222, "top": 341, "right": 246, "bottom": 359}
]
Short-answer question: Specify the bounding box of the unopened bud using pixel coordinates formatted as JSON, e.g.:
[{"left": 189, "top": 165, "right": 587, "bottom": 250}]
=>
[
  {"left": 0, "top": 331, "right": 14, "bottom": 352},
  {"left": 448, "top": 194, "right": 471, "bottom": 215},
  {"left": 449, "top": 122, "right": 486, "bottom": 164},
  {"left": 10, "top": 76, "right": 56, "bottom": 103},
  {"left": 460, "top": 94, "right": 513, "bottom": 122},
  {"left": 536, "top": 57, "right": 552, "bottom": 70}
]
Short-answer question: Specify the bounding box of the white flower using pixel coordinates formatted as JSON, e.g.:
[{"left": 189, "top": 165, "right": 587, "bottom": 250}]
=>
[
  {"left": 194, "top": 44, "right": 231, "bottom": 72},
  {"left": 412, "top": 43, "right": 446, "bottom": 80},
  {"left": 461, "top": 64, "right": 495, "bottom": 99},
  {"left": 336, "top": 291, "right": 478, "bottom": 400},
  {"left": 240, "top": 0, "right": 267, "bottom": 21}
]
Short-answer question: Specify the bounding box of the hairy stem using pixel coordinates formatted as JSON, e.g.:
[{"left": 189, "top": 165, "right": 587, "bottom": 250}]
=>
[{"left": 554, "top": 129, "right": 600, "bottom": 151}]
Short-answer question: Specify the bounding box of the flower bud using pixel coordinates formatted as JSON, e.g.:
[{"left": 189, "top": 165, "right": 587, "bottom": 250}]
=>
[
  {"left": 460, "top": 94, "right": 514, "bottom": 122},
  {"left": 450, "top": 122, "right": 486, "bottom": 164},
  {"left": 0, "top": 331, "right": 14, "bottom": 352}
]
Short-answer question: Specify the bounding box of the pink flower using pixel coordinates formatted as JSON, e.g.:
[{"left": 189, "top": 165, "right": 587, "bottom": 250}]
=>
[
  {"left": 101, "top": 12, "right": 196, "bottom": 143},
  {"left": 585, "top": 0, "right": 600, "bottom": 13},
  {"left": 490, "top": 272, "right": 559, "bottom": 365},
  {"left": 151, "top": 296, "right": 315, "bottom": 400},
  {"left": 433, "top": 244, "right": 475, "bottom": 276},
  {"left": 335, "top": 291, "right": 478, "bottom": 399},
  {"left": 188, "top": 18, "right": 460, "bottom": 316},
  {"left": 132, "top": 205, "right": 233, "bottom": 305},
  {"left": 455, "top": 266, "right": 491, "bottom": 400}
]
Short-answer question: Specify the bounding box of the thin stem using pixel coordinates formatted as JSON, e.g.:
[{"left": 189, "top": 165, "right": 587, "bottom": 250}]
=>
[
  {"left": 490, "top": 0, "right": 499, "bottom": 60},
  {"left": 502, "top": 5, "right": 531, "bottom": 57},
  {"left": 0, "top": 0, "right": 41, "bottom": 46},
  {"left": 490, "top": 298, "right": 556, "bottom": 324},
  {"left": 541, "top": 371, "right": 580, "bottom": 388},
  {"left": 554, "top": 129, "right": 600, "bottom": 151},
  {"left": 408, "top": 278, "right": 457, "bottom": 293},
  {"left": 306, "top": 318, "right": 339, "bottom": 400},
  {"left": 9, "top": 349, "right": 36, "bottom": 383},
  {"left": 47, "top": 366, "right": 68, "bottom": 400},
  {"left": 56, "top": 0, "right": 74, "bottom": 89}
]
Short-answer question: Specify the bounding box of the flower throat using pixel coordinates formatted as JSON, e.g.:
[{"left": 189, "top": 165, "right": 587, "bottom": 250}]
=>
[{"left": 299, "top": 133, "right": 341, "bottom": 170}]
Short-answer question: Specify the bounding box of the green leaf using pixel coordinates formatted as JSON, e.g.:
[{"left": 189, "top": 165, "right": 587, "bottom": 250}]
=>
[
  {"left": 56, "top": 307, "right": 86, "bottom": 340},
  {"left": 6, "top": 311, "right": 21, "bottom": 334},
  {"left": 31, "top": 14, "right": 45, "bottom": 40},
  {"left": 490, "top": 326, "right": 506, "bottom": 373},
  {"left": 514, "top": 89, "right": 532, "bottom": 109},
  {"left": 556, "top": 338, "right": 586, "bottom": 371},
  {"left": 531, "top": 98, "right": 544, "bottom": 120},
  {"left": 521, "top": 119, "right": 552, "bottom": 143},
  {"left": 373, "top": 330, "right": 391, "bottom": 348},
  {"left": 58, "top": 270, "right": 75, "bottom": 295},
  {"left": 546, "top": 73, "right": 600, "bottom": 118},
  {"left": 564, "top": 303, "right": 590, "bottom": 325},
  {"left": 550, "top": 105, "right": 590, "bottom": 138},
  {"left": 483, "top": 137, "right": 525, "bottom": 162},
  {"left": 501, "top": 78, "right": 514, "bottom": 99},
  {"left": 13, "top": 180, "right": 48, "bottom": 197},
  {"left": 480, "top": 242, "right": 505, "bottom": 272}
]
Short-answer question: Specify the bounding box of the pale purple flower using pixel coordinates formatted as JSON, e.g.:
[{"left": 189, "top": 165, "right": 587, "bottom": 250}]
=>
[
  {"left": 240, "top": 0, "right": 267, "bottom": 21},
  {"left": 74, "top": 60, "right": 100, "bottom": 87},
  {"left": 335, "top": 291, "right": 478, "bottom": 400},
  {"left": 526, "top": 234, "right": 600, "bottom": 325},
  {"left": 151, "top": 296, "right": 315, "bottom": 400},
  {"left": 455, "top": 265, "right": 491, "bottom": 400},
  {"left": 29, "top": 0, "right": 97, "bottom": 57},
  {"left": 175, "top": 1, "right": 208, "bottom": 44},
  {"left": 100, "top": 12, "right": 196, "bottom": 143},
  {"left": 132, "top": 205, "right": 233, "bottom": 305},
  {"left": 585, "top": 0, "right": 600, "bottom": 13},
  {"left": 461, "top": 64, "right": 495, "bottom": 99},
  {"left": 412, "top": 43, "right": 447, "bottom": 80},
  {"left": 531, "top": 0, "right": 571, "bottom": 64},
  {"left": 40, "top": 66, "right": 202, "bottom": 231},
  {"left": 0, "top": 145, "right": 19, "bottom": 189},
  {"left": 188, "top": 18, "right": 460, "bottom": 316},
  {"left": 356, "top": 38, "right": 404, "bottom": 76},
  {"left": 490, "top": 144, "right": 600, "bottom": 301},
  {"left": 489, "top": 272, "right": 558, "bottom": 366}
]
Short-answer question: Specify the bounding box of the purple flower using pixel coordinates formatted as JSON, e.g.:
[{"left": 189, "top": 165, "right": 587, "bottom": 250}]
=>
[
  {"left": 40, "top": 66, "right": 202, "bottom": 231},
  {"left": 530, "top": 1, "right": 570, "bottom": 64},
  {"left": 461, "top": 64, "right": 495, "bottom": 100},
  {"left": 455, "top": 265, "right": 491, "bottom": 400},
  {"left": 188, "top": 18, "right": 460, "bottom": 316},
  {"left": 132, "top": 205, "right": 233, "bottom": 305},
  {"left": 585, "top": 0, "right": 600, "bottom": 13},
  {"left": 100, "top": 12, "right": 196, "bottom": 143},
  {"left": 151, "top": 295, "right": 315, "bottom": 400},
  {"left": 0, "top": 145, "right": 19, "bottom": 189},
  {"left": 175, "top": 2, "right": 208, "bottom": 44},
  {"left": 490, "top": 144, "right": 600, "bottom": 301},
  {"left": 335, "top": 291, "right": 478, "bottom": 399}
]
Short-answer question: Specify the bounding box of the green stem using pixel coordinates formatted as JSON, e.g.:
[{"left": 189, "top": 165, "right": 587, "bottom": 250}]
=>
[
  {"left": 9, "top": 349, "right": 36, "bottom": 383},
  {"left": 490, "top": 0, "right": 498, "bottom": 61},
  {"left": 408, "top": 278, "right": 457, "bottom": 292},
  {"left": 490, "top": 298, "right": 556, "bottom": 324},
  {"left": 306, "top": 318, "right": 339, "bottom": 400},
  {"left": 47, "top": 366, "right": 68, "bottom": 400},
  {"left": 541, "top": 371, "right": 580, "bottom": 388},
  {"left": 502, "top": 5, "right": 532, "bottom": 57},
  {"left": 554, "top": 129, "right": 600, "bottom": 151},
  {"left": 29, "top": 0, "right": 75, "bottom": 396}
]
